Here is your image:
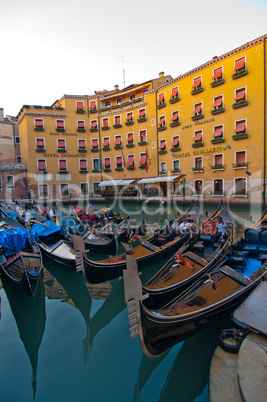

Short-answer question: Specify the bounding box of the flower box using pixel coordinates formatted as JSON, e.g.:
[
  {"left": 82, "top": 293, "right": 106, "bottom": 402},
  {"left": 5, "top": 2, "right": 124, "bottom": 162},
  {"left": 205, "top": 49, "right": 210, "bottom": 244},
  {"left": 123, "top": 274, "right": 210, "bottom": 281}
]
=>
[
  {"left": 232, "top": 163, "right": 248, "bottom": 169},
  {"left": 59, "top": 170, "right": 68, "bottom": 173},
  {"left": 102, "top": 146, "right": 110, "bottom": 151},
  {"left": 191, "top": 114, "right": 204, "bottom": 121},
  {"left": 138, "top": 141, "right": 147, "bottom": 146},
  {"left": 90, "top": 128, "right": 98, "bottom": 132},
  {"left": 170, "top": 147, "right": 180, "bottom": 152},
  {"left": 210, "top": 79, "right": 225, "bottom": 87},
  {"left": 100, "top": 107, "right": 110, "bottom": 112},
  {"left": 101, "top": 126, "right": 110, "bottom": 130},
  {"left": 169, "top": 97, "right": 180, "bottom": 104},
  {"left": 192, "top": 142, "right": 204, "bottom": 148},
  {"left": 78, "top": 148, "right": 87, "bottom": 152},
  {"left": 77, "top": 128, "right": 86, "bottom": 132},
  {"left": 158, "top": 125, "right": 166, "bottom": 131},
  {"left": 127, "top": 166, "right": 135, "bottom": 170},
  {"left": 40, "top": 192, "right": 48, "bottom": 197},
  {"left": 56, "top": 128, "right": 65, "bottom": 132},
  {"left": 171, "top": 169, "right": 180, "bottom": 173},
  {"left": 125, "top": 120, "right": 134, "bottom": 126},
  {"left": 113, "top": 124, "right": 122, "bottom": 129},
  {"left": 114, "top": 145, "right": 122, "bottom": 149},
  {"left": 79, "top": 169, "right": 88, "bottom": 173},
  {"left": 76, "top": 109, "right": 85, "bottom": 114},
  {"left": 139, "top": 164, "right": 147, "bottom": 169},
  {"left": 103, "top": 168, "right": 111, "bottom": 172},
  {"left": 232, "top": 133, "right": 248, "bottom": 140},
  {"left": 91, "top": 148, "right": 99, "bottom": 152},
  {"left": 36, "top": 148, "right": 45, "bottom": 152},
  {"left": 211, "top": 165, "right": 224, "bottom": 171},
  {"left": 232, "top": 101, "right": 248, "bottom": 109},
  {"left": 232, "top": 69, "right": 248, "bottom": 79},
  {"left": 211, "top": 138, "right": 224, "bottom": 144},
  {"left": 115, "top": 167, "right": 123, "bottom": 171},
  {"left": 211, "top": 107, "right": 224, "bottom": 115},
  {"left": 191, "top": 87, "right": 203, "bottom": 95},
  {"left": 158, "top": 149, "right": 167, "bottom": 154},
  {"left": 92, "top": 169, "right": 100, "bottom": 173},
  {"left": 157, "top": 102, "right": 166, "bottom": 109},
  {"left": 121, "top": 101, "right": 131, "bottom": 107},
  {"left": 137, "top": 117, "right": 147, "bottom": 123},
  {"left": 89, "top": 108, "right": 97, "bottom": 113},
  {"left": 34, "top": 127, "right": 44, "bottom": 131},
  {"left": 126, "top": 143, "right": 134, "bottom": 148},
  {"left": 170, "top": 121, "right": 180, "bottom": 127},
  {"left": 57, "top": 148, "right": 66, "bottom": 152},
  {"left": 132, "top": 97, "right": 142, "bottom": 103},
  {"left": 111, "top": 105, "right": 120, "bottom": 110},
  {"left": 192, "top": 167, "right": 204, "bottom": 173}
]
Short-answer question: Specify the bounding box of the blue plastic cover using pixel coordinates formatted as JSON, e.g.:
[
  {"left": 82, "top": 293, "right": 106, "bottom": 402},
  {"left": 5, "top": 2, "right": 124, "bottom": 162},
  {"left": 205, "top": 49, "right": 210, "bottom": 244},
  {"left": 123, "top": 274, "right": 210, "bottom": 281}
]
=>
[
  {"left": 59, "top": 216, "right": 81, "bottom": 234},
  {"left": 30, "top": 220, "right": 64, "bottom": 240},
  {"left": 1, "top": 208, "right": 18, "bottom": 219},
  {"left": 0, "top": 227, "right": 30, "bottom": 252}
]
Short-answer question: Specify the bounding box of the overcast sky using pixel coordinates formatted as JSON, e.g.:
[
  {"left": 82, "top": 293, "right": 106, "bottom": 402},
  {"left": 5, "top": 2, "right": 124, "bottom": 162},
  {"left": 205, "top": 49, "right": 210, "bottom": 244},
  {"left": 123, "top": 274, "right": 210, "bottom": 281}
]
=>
[{"left": 1, "top": 0, "right": 267, "bottom": 116}]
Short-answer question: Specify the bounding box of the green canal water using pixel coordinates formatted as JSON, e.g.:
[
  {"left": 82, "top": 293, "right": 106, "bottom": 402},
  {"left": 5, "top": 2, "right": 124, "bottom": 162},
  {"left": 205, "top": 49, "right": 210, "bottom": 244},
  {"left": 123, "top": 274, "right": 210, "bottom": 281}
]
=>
[{"left": 0, "top": 201, "right": 263, "bottom": 401}]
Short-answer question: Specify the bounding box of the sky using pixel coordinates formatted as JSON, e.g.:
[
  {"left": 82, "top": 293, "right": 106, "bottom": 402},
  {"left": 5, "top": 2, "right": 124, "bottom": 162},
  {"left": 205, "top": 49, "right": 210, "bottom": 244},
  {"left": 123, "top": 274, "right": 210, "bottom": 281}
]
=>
[{"left": 1, "top": 0, "right": 267, "bottom": 117}]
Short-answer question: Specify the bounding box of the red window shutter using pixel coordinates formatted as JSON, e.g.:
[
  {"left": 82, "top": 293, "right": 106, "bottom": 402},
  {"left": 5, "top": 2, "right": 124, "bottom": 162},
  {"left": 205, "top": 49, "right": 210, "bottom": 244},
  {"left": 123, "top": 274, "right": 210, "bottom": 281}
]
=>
[
  {"left": 171, "top": 87, "right": 178, "bottom": 98},
  {"left": 115, "top": 137, "right": 121, "bottom": 145},
  {"left": 38, "top": 160, "right": 46, "bottom": 170},
  {"left": 214, "top": 126, "right": 223, "bottom": 137},
  {"left": 77, "top": 102, "right": 84, "bottom": 110},
  {"left": 139, "top": 109, "right": 145, "bottom": 117},
  {"left": 194, "top": 104, "right": 202, "bottom": 114},
  {"left": 57, "top": 120, "right": 64, "bottom": 128},
  {"left": 103, "top": 138, "right": 109, "bottom": 147},
  {"left": 235, "top": 88, "right": 245, "bottom": 101},
  {"left": 158, "top": 93, "right": 164, "bottom": 103},
  {"left": 104, "top": 158, "right": 110, "bottom": 166},
  {"left": 215, "top": 154, "right": 223, "bottom": 165},
  {"left": 78, "top": 121, "right": 84, "bottom": 128},
  {"left": 79, "top": 140, "right": 86, "bottom": 148},
  {"left": 160, "top": 140, "right": 166, "bottom": 149},
  {"left": 126, "top": 113, "right": 133, "bottom": 120},
  {"left": 128, "top": 156, "right": 134, "bottom": 166},
  {"left": 236, "top": 151, "right": 245, "bottom": 164},
  {"left": 117, "top": 156, "right": 122, "bottom": 164},
  {"left": 58, "top": 139, "right": 65, "bottom": 147},
  {"left": 35, "top": 119, "right": 43, "bottom": 127},
  {"left": 103, "top": 119, "right": 108, "bottom": 127},
  {"left": 90, "top": 101, "right": 96, "bottom": 109},
  {"left": 92, "top": 139, "right": 98, "bottom": 147},
  {"left": 195, "top": 157, "right": 202, "bottom": 162},
  {"left": 213, "top": 96, "right": 222, "bottom": 107},
  {"left": 37, "top": 139, "right": 44, "bottom": 146},
  {"left": 172, "top": 137, "right": 179, "bottom": 146},
  {"left": 235, "top": 121, "right": 246, "bottom": 133},
  {"left": 172, "top": 111, "right": 178, "bottom": 121},
  {"left": 139, "top": 154, "right": 147, "bottom": 165},
  {"left": 194, "top": 133, "right": 202, "bottom": 142},
  {"left": 80, "top": 160, "right": 87, "bottom": 169},
  {"left": 193, "top": 77, "right": 201, "bottom": 88},
  {"left": 159, "top": 117, "right": 165, "bottom": 125},
  {"left": 235, "top": 57, "right": 245, "bottom": 71},
  {"left": 115, "top": 116, "right": 121, "bottom": 124},
  {"left": 59, "top": 160, "right": 67, "bottom": 170},
  {"left": 213, "top": 67, "right": 222, "bottom": 80},
  {"left": 128, "top": 133, "right": 133, "bottom": 142},
  {"left": 91, "top": 121, "right": 97, "bottom": 127}
]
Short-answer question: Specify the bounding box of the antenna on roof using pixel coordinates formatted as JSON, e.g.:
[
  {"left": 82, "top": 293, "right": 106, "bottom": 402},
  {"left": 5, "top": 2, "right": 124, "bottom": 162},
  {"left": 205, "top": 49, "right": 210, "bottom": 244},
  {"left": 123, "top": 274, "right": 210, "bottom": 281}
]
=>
[{"left": 117, "top": 55, "right": 125, "bottom": 88}]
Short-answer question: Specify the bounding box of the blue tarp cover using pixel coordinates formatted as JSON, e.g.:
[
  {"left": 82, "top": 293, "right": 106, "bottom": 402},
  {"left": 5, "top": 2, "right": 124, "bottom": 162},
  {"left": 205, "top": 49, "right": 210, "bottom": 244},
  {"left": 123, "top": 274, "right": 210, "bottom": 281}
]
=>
[
  {"left": 30, "top": 220, "right": 64, "bottom": 240},
  {"left": 1, "top": 208, "right": 18, "bottom": 219},
  {"left": 0, "top": 227, "right": 29, "bottom": 251},
  {"left": 59, "top": 216, "right": 82, "bottom": 234}
]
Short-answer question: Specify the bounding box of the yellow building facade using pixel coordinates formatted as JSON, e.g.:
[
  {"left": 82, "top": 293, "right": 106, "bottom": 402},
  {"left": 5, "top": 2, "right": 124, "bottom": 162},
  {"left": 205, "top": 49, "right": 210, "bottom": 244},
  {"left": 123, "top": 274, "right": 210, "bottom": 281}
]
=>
[{"left": 18, "top": 35, "right": 267, "bottom": 204}]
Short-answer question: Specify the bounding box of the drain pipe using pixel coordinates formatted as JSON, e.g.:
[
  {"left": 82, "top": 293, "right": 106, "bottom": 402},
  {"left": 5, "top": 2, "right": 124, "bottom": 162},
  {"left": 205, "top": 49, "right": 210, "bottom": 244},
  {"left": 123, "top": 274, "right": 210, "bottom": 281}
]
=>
[{"left": 264, "top": 37, "right": 266, "bottom": 206}]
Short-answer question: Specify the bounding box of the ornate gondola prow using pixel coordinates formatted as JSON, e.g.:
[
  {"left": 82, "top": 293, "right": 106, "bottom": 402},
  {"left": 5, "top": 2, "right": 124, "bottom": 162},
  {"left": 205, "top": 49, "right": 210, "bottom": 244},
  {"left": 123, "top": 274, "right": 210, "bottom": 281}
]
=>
[{"left": 123, "top": 255, "right": 148, "bottom": 339}]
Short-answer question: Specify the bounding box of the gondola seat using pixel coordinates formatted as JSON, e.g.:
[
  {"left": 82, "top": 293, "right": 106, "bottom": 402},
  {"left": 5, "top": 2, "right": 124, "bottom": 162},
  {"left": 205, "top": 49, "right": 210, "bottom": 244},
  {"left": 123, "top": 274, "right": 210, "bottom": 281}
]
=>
[
  {"left": 228, "top": 253, "right": 247, "bottom": 272},
  {"left": 200, "top": 221, "right": 217, "bottom": 244},
  {"left": 258, "top": 229, "right": 267, "bottom": 253},
  {"left": 241, "top": 228, "right": 259, "bottom": 256}
]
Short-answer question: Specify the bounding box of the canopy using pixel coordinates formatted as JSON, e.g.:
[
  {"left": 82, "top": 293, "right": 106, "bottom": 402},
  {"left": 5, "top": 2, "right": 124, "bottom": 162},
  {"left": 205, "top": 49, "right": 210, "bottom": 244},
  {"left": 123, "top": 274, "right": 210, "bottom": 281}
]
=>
[
  {"left": 0, "top": 227, "right": 30, "bottom": 252},
  {"left": 30, "top": 220, "right": 63, "bottom": 240},
  {"left": 138, "top": 176, "right": 180, "bottom": 184},
  {"left": 120, "top": 179, "right": 135, "bottom": 186},
  {"left": 99, "top": 180, "right": 123, "bottom": 187}
]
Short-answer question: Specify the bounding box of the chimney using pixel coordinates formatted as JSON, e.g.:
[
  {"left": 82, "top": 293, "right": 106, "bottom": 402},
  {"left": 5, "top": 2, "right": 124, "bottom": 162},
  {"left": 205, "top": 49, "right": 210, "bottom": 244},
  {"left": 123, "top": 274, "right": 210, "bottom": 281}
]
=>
[
  {"left": 0, "top": 108, "right": 4, "bottom": 122},
  {"left": 159, "top": 71, "right": 164, "bottom": 78},
  {"left": 114, "top": 84, "right": 119, "bottom": 91}
]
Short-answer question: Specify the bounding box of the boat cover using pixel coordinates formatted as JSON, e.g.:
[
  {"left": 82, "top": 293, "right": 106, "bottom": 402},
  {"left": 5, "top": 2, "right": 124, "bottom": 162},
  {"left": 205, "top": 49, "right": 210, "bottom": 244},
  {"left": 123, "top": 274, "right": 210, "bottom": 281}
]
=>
[
  {"left": 0, "top": 207, "right": 18, "bottom": 219},
  {"left": 59, "top": 216, "right": 83, "bottom": 234},
  {"left": 0, "top": 227, "right": 29, "bottom": 251},
  {"left": 30, "top": 221, "right": 64, "bottom": 240}
]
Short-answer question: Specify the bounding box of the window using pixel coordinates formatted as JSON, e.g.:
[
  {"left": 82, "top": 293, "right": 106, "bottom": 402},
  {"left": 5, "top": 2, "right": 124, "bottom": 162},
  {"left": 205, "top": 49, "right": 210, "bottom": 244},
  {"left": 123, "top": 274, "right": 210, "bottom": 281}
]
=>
[
  {"left": 193, "top": 103, "right": 202, "bottom": 116},
  {"left": 213, "top": 179, "right": 223, "bottom": 195},
  {"left": 212, "top": 67, "right": 223, "bottom": 81},
  {"left": 234, "top": 57, "right": 245, "bottom": 73},
  {"left": 104, "top": 157, "right": 111, "bottom": 170},
  {"left": 37, "top": 159, "right": 47, "bottom": 172},
  {"left": 59, "top": 159, "right": 67, "bottom": 172},
  {"left": 126, "top": 112, "right": 133, "bottom": 123},
  {"left": 234, "top": 151, "right": 247, "bottom": 168},
  {"left": 234, "top": 120, "right": 247, "bottom": 136},
  {"left": 79, "top": 159, "right": 88, "bottom": 172},
  {"left": 76, "top": 101, "right": 84, "bottom": 112},
  {"left": 139, "top": 152, "right": 147, "bottom": 166},
  {"left": 77, "top": 120, "right": 85, "bottom": 130},
  {"left": 171, "top": 111, "right": 179, "bottom": 125},
  {"left": 170, "top": 87, "right": 178, "bottom": 100},
  {"left": 90, "top": 120, "right": 97, "bottom": 130},
  {"left": 130, "top": 94, "right": 136, "bottom": 101},
  {"left": 102, "top": 137, "right": 110, "bottom": 149},
  {"left": 57, "top": 138, "right": 66, "bottom": 151},
  {"left": 234, "top": 88, "right": 246, "bottom": 105},
  {"left": 171, "top": 136, "right": 180, "bottom": 149},
  {"left": 81, "top": 182, "right": 89, "bottom": 195},
  {"left": 214, "top": 154, "right": 223, "bottom": 167},
  {"left": 89, "top": 101, "right": 96, "bottom": 111},
  {"left": 213, "top": 95, "right": 223, "bottom": 110},
  {"left": 91, "top": 139, "right": 99, "bottom": 150},
  {"left": 114, "top": 135, "right": 122, "bottom": 147},
  {"left": 139, "top": 130, "right": 147, "bottom": 143},
  {"left": 116, "top": 156, "right": 123, "bottom": 169},
  {"left": 39, "top": 184, "right": 48, "bottom": 197},
  {"left": 34, "top": 118, "right": 44, "bottom": 130},
  {"left": 93, "top": 158, "right": 100, "bottom": 171},
  {"left": 160, "top": 162, "right": 167, "bottom": 173},
  {"left": 213, "top": 125, "right": 223, "bottom": 140},
  {"left": 194, "top": 180, "right": 203, "bottom": 195},
  {"left": 93, "top": 182, "right": 101, "bottom": 193},
  {"left": 173, "top": 159, "right": 180, "bottom": 172},
  {"left": 36, "top": 138, "right": 45, "bottom": 151},
  {"left": 157, "top": 93, "right": 165, "bottom": 106},
  {"left": 15, "top": 136, "right": 20, "bottom": 144},
  {"left": 105, "top": 101, "right": 111, "bottom": 107},
  {"left": 192, "top": 76, "right": 202, "bottom": 93},
  {"left": 194, "top": 130, "right": 203, "bottom": 143},
  {"left": 159, "top": 139, "right": 166, "bottom": 151},
  {"left": 138, "top": 108, "right": 146, "bottom": 120},
  {"left": 102, "top": 117, "right": 109, "bottom": 129},
  {"left": 56, "top": 119, "right": 65, "bottom": 131},
  {"left": 235, "top": 177, "right": 247, "bottom": 195},
  {"left": 158, "top": 116, "right": 165, "bottom": 129},
  {"left": 117, "top": 98, "right": 123, "bottom": 104},
  {"left": 78, "top": 139, "right": 86, "bottom": 151},
  {"left": 6, "top": 175, "right": 14, "bottom": 189},
  {"left": 127, "top": 155, "right": 135, "bottom": 168},
  {"left": 194, "top": 157, "right": 203, "bottom": 169},
  {"left": 60, "top": 183, "right": 69, "bottom": 197},
  {"left": 114, "top": 115, "right": 121, "bottom": 127},
  {"left": 127, "top": 132, "right": 134, "bottom": 145},
  {"left": 16, "top": 156, "right": 21, "bottom": 164}
]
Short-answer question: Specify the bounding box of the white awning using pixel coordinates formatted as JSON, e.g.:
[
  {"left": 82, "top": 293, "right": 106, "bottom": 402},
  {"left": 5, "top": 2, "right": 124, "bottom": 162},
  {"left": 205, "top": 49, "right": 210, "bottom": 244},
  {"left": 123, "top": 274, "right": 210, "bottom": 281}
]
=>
[
  {"left": 99, "top": 180, "right": 123, "bottom": 187},
  {"left": 138, "top": 176, "right": 180, "bottom": 184},
  {"left": 120, "top": 179, "right": 135, "bottom": 186}
]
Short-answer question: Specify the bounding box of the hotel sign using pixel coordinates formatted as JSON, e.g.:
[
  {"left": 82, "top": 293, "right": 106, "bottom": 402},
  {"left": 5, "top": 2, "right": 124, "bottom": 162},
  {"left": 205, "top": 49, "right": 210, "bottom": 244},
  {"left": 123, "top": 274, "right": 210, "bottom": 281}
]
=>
[
  {"left": 175, "top": 146, "right": 227, "bottom": 158},
  {"left": 182, "top": 118, "right": 215, "bottom": 130}
]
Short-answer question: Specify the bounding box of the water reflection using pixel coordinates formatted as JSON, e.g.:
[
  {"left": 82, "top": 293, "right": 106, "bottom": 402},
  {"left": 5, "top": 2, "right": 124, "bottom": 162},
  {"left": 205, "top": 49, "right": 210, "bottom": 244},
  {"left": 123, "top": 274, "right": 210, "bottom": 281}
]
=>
[{"left": 1, "top": 271, "right": 46, "bottom": 399}]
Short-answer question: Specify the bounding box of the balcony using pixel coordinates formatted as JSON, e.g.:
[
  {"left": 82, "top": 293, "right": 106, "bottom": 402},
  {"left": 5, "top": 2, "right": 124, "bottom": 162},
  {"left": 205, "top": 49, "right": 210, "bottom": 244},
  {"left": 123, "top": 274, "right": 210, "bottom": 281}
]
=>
[{"left": 0, "top": 159, "right": 27, "bottom": 171}]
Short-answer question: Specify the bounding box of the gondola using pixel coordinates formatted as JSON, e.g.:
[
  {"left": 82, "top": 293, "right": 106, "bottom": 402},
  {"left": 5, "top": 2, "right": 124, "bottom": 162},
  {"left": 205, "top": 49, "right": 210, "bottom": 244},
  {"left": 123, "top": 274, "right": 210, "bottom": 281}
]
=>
[
  {"left": 0, "top": 226, "right": 42, "bottom": 298},
  {"left": 80, "top": 228, "right": 117, "bottom": 255},
  {"left": 83, "top": 201, "right": 200, "bottom": 284},
  {"left": 141, "top": 200, "right": 232, "bottom": 308},
  {"left": 123, "top": 254, "right": 267, "bottom": 358}
]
